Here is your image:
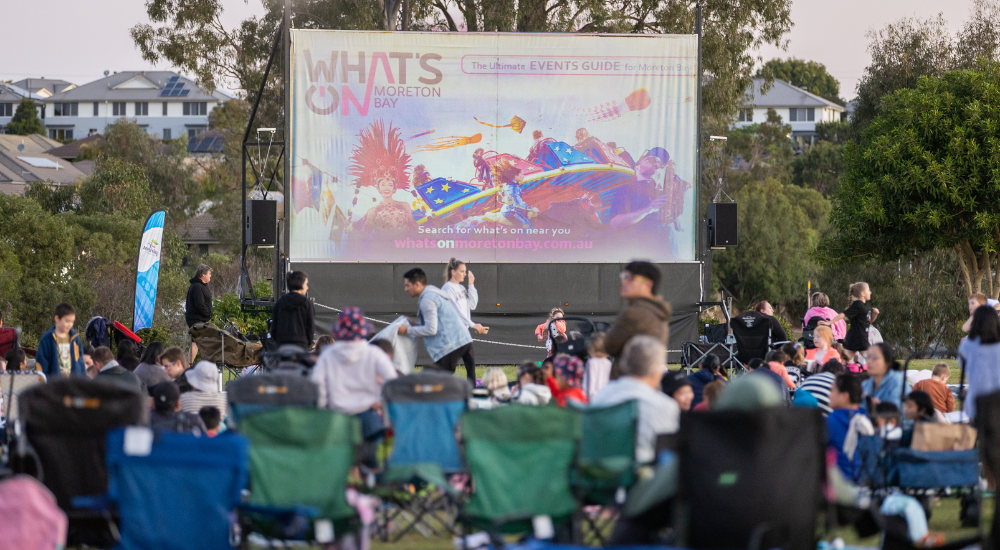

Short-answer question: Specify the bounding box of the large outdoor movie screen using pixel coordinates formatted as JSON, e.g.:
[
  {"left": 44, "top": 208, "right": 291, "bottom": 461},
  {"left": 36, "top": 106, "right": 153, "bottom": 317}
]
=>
[{"left": 289, "top": 30, "right": 697, "bottom": 262}]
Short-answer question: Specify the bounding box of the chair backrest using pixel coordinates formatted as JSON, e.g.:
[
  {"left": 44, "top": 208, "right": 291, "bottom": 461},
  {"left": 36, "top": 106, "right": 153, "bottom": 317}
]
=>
[
  {"left": 0, "top": 327, "right": 20, "bottom": 358},
  {"left": 241, "top": 408, "right": 360, "bottom": 531},
  {"left": 573, "top": 400, "right": 639, "bottom": 504},
  {"left": 678, "top": 406, "right": 825, "bottom": 550},
  {"left": 730, "top": 312, "right": 772, "bottom": 363},
  {"left": 976, "top": 390, "right": 1000, "bottom": 550},
  {"left": 1, "top": 372, "right": 46, "bottom": 422},
  {"left": 383, "top": 371, "right": 471, "bottom": 472},
  {"left": 15, "top": 378, "right": 146, "bottom": 510},
  {"left": 226, "top": 372, "right": 319, "bottom": 424},
  {"left": 105, "top": 428, "right": 249, "bottom": 550},
  {"left": 461, "top": 405, "right": 582, "bottom": 533}
]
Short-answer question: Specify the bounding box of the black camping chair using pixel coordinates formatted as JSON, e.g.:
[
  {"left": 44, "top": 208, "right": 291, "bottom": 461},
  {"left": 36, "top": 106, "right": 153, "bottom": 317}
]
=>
[
  {"left": 260, "top": 344, "right": 316, "bottom": 375},
  {"left": 225, "top": 371, "right": 320, "bottom": 427},
  {"left": 547, "top": 317, "right": 610, "bottom": 360},
  {"left": 11, "top": 378, "right": 146, "bottom": 548},
  {"left": 677, "top": 406, "right": 826, "bottom": 550},
  {"left": 730, "top": 311, "right": 790, "bottom": 366},
  {"left": 976, "top": 389, "right": 1000, "bottom": 548},
  {"left": 683, "top": 301, "right": 740, "bottom": 372}
]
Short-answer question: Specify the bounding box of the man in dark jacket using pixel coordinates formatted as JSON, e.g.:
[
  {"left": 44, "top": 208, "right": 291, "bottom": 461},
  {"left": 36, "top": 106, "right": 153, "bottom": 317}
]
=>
[
  {"left": 605, "top": 261, "right": 672, "bottom": 362},
  {"left": 92, "top": 346, "right": 145, "bottom": 394},
  {"left": 270, "top": 270, "right": 315, "bottom": 348},
  {"left": 185, "top": 264, "right": 213, "bottom": 363},
  {"left": 36, "top": 303, "right": 86, "bottom": 379},
  {"left": 149, "top": 382, "right": 207, "bottom": 435},
  {"left": 689, "top": 353, "right": 726, "bottom": 408}
]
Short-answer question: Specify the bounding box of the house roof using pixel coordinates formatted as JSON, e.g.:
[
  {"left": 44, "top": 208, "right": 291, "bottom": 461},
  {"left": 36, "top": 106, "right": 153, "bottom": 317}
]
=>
[
  {"left": 73, "top": 160, "right": 96, "bottom": 176},
  {"left": 46, "top": 71, "right": 231, "bottom": 103},
  {"left": 0, "top": 148, "right": 88, "bottom": 187},
  {"left": 12, "top": 78, "right": 76, "bottom": 98},
  {"left": 188, "top": 129, "right": 226, "bottom": 154},
  {"left": 744, "top": 79, "right": 845, "bottom": 111},
  {"left": 0, "top": 83, "right": 45, "bottom": 102},
  {"left": 177, "top": 212, "right": 220, "bottom": 244},
  {"left": 47, "top": 134, "right": 104, "bottom": 160},
  {"left": 0, "top": 134, "right": 61, "bottom": 154}
]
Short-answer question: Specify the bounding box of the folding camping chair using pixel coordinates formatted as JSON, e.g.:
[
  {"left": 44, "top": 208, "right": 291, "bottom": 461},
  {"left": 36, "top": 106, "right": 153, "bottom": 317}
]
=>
[
  {"left": 682, "top": 301, "right": 740, "bottom": 372},
  {"left": 571, "top": 400, "right": 638, "bottom": 546},
  {"left": 225, "top": 371, "right": 319, "bottom": 426},
  {"left": 730, "top": 311, "right": 790, "bottom": 366},
  {"left": 11, "top": 378, "right": 146, "bottom": 548},
  {"left": 460, "top": 405, "right": 582, "bottom": 547},
  {"left": 378, "top": 371, "right": 472, "bottom": 542},
  {"left": 93, "top": 427, "right": 250, "bottom": 550},
  {"left": 2, "top": 371, "right": 46, "bottom": 429},
  {"left": 238, "top": 408, "right": 362, "bottom": 546},
  {"left": 677, "top": 406, "right": 826, "bottom": 550}
]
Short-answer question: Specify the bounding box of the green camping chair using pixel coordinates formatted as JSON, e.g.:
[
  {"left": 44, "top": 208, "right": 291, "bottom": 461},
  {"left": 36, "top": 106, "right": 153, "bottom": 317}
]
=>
[
  {"left": 460, "top": 404, "right": 582, "bottom": 545},
  {"left": 571, "top": 400, "right": 639, "bottom": 545},
  {"left": 238, "top": 408, "right": 362, "bottom": 546}
]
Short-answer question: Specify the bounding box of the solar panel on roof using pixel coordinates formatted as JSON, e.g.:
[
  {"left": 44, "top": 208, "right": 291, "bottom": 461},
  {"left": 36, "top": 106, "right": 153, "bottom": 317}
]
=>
[{"left": 181, "top": 89, "right": 190, "bottom": 96}]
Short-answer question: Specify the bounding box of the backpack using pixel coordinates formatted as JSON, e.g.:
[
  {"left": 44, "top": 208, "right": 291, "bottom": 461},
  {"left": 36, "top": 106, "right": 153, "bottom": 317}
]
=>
[
  {"left": 84, "top": 316, "right": 110, "bottom": 349},
  {"left": 799, "top": 316, "right": 828, "bottom": 350}
]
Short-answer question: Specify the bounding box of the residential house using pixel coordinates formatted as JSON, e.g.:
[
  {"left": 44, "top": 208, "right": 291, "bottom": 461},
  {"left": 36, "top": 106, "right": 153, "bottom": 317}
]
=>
[
  {"left": 0, "top": 83, "right": 47, "bottom": 134},
  {"left": 177, "top": 212, "right": 224, "bottom": 264},
  {"left": 12, "top": 78, "right": 76, "bottom": 98},
  {"left": 0, "top": 134, "right": 87, "bottom": 195},
  {"left": 735, "top": 78, "right": 846, "bottom": 150},
  {"left": 41, "top": 71, "right": 230, "bottom": 142}
]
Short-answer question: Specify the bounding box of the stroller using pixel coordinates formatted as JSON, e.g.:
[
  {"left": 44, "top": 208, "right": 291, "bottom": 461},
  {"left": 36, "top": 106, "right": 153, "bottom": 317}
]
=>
[
  {"left": 545, "top": 316, "right": 610, "bottom": 360},
  {"left": 858, "top": 354, "right": 981, "bottom": 527},
  {"left": 189, "top": 322, "right": 263, "bottom": 374}
]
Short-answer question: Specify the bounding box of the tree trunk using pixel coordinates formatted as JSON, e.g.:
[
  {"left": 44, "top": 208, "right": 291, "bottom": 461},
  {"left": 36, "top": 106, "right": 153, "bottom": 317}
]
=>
[
  {"left": 464, "top": 0, "right": 479, "bottom": 31},
  {"left": 955, "top": 240, "right": 995, "bottom": 296},
  {"left": 515, "top": 0, "right": 547, "bottom": 31}
]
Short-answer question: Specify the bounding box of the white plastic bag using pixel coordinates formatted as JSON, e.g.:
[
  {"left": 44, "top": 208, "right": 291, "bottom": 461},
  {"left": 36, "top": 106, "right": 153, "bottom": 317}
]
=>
[{"left": 371, "top": 316, "right": 417, "bottom": 374}]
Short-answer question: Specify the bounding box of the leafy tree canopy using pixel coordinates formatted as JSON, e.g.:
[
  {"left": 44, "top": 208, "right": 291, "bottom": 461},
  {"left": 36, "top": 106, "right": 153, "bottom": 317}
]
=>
[
  {"left": 757, "top": 58, "right": 843, "bottom": 105},
  {"left": 7, "top": 98, "right": 44, "bottom": 136}
]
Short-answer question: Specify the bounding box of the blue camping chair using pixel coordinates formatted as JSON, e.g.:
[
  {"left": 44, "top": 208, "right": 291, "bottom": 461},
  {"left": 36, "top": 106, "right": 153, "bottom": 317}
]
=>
[
  {"left": 378, "top": 371, "right": 472, "bottom": 541},
  {"left": 102, "top": 427, "right": 249, "bottom": 550}
]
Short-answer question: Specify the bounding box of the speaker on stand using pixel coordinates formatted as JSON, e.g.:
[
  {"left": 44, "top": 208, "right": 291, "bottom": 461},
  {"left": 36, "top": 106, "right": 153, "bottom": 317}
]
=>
[{"left": 707, "top": 202, "right": 738, "bottom": 248}]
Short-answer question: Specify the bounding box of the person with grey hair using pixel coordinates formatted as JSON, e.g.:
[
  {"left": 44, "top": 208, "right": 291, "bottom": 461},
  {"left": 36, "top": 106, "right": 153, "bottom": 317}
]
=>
[
  {"left": 185, "top": 264, "right": 213, "bottom": 363},
  {"left": 590, "top": 335, "right": 679, "bottom": 464}
]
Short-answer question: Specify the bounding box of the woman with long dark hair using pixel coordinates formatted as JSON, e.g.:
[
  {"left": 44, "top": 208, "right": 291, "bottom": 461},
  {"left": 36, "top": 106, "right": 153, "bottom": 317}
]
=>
[
  {"left": 441, "top": 258, "right": 485, "bottom": 386},
  {"left": 861, "top": 343, "right": 908, "bottom": 409},
  {"left": 961, "top": 305, "right": 1000, "bottom": 421}
]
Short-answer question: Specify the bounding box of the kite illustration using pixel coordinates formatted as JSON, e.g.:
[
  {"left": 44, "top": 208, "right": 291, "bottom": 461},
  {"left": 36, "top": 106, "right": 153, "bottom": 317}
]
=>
[
  {"left": 407, "top": 129, "right": 435, "bottom": 140},
  {"left": 474, "top": 115, "right": 526, "bottom": 134},
  {"left": 578, "top": 88, "right": 651, "bottom": 122},
  {"left": 413, "top": 133, "right": 483, "bottom": 152}
]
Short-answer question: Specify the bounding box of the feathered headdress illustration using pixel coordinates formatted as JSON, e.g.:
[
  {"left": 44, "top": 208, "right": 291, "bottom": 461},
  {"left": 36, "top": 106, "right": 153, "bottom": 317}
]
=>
[{"left": 348, "top": 120, "right": 411, "bottom": 189}]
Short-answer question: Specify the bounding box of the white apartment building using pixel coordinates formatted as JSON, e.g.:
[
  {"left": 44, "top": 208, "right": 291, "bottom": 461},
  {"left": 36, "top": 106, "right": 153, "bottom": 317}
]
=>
[{"left": 735, "top": 78, "right": 846, "bottom": 149}]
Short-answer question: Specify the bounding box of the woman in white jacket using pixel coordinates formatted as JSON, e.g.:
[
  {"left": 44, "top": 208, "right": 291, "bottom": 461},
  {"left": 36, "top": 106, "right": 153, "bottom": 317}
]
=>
[{"left": 441, "top": 258, "right": 485, "bottom": 386}]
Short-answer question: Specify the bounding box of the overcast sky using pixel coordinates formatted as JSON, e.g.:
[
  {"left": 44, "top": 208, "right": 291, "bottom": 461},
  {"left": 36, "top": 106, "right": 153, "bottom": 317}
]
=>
[{"left": 0, "top": 0, "right": 979, "bottom": 99}]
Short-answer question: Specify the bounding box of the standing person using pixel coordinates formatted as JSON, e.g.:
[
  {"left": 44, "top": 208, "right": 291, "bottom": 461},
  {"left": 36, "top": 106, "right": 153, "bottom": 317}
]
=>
[
  {"left": 135, "top": 342, "right": 170, "bottom": 389},
  {"left": 583, "top": 333, "right": 612, "bottom": 399},
  {"left": 535, "top": 308, "right": 567, "bottom": 358},
  {"left": 36, "top": 303, "right": 85, "bottom": 379},
  {"left": 960, "top": 305, "right": 1000, "bottom": 421},
  {"left": 962, "top": 293, "right": 989, "bottom": 333},
  {"left": 822, "top": 282, "right": 879, "bottom": 363},
  {"left": 398, "top": 268, "right": 474, "bottom": 374},
  {"left": 185, "top": 264, "right": 213, "bottom": 364},
  {"left": 441, "top": 258, "right": 486, "bottom": 386},
  {"left": 804, "top": 292, "right": 846, "bottom": 342},
  {"left": 270, "top": 270, "right": 316, "bottom": 349},
  {"left": 861, "top": 343, "right": 908, "bottom": 409},
  {"left": 604, "top": 261, "right": 671, "bottom": 362}
]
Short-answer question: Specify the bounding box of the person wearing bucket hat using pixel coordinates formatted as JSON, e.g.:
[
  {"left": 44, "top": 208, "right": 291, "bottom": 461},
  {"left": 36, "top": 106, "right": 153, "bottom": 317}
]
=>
[
  {"left": 179, "top": 361, "right": 228, "bottom": 422},
  {"left": 311, "top": 307, "right": 397, "bottom": 415},
  {"left": 546, "top": 354, "right": 588, "bottom": 407}
]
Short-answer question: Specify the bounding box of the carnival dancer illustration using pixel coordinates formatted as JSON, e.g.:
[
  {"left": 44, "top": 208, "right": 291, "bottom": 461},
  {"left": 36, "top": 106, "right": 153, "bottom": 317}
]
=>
[
  {"left": 494, "top": 159, "right": 537, "bottom": 228},
  {"left": 346, "top": 120, "right": 416, "bottom": 238},
  {"left": 472, "top": 148, "right": 493, "bottom": 187},
  {"left": 608, "top": 147, "right": 671, "bottom": 238}
]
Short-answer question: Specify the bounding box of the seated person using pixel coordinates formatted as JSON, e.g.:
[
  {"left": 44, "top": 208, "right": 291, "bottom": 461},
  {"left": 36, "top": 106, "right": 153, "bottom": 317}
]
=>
[
  {"left": 874, "top": 401, "right": 903, "bottom": 440},
  {"left": 689, "top": 354, "right": 726, "bottom": 408},
  {"left": 827, "top": 374, "right": 872, "bottom": 481},
  {"left": 546, "top": 354, "right": 588, "bottom": 407},
  {"left": 766, "top": 350, "right": 797, "bottom": 390},
  {"left": 180, "top": 361, "right": 228, "bottom": 422},
  {"left": 805, "top": 326, "right": 840, "bottom": 369},
  {"left": 514, "top": 362, "right": 552, "bottom": 405},
  {"left": 748, "top": 357, "right": 786, "bottom": 396},
  {"left": 911, "top": 363, "right": 954, "bottom": 414},
  {"left": 150, "top": 382, "right": 208, "bottom": 435},
  {"left": 591, "top": 335, "right": 678, "bottom": 464},
  {"left": 199, "top": 406, "right": 222, "bottom": 437},
  {"left": 92, "top": 346, "right": 144, "bottom": 394},
  {"left": 798, "top": 360, "right": 844, "bottom": 416},
  {"left": 660, "top": 370, "right": 694, "bottom": 412},
  {"left": 904, "top": 390, "right": 948, "bottom": 424},
  {"left": 781, "top": 342, "right": 806, "bottom": 369},
  {"left": 692, "top": 380, "right": 725, "bottom": 411},
  {"left": 471, "top": 367, "right": 511, "bottom": 409}
]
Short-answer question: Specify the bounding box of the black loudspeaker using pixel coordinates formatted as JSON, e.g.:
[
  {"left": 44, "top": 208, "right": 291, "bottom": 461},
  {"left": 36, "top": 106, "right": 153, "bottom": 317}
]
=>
[
  {"left": 707, "top": 202, "right": 738, "bottom": 247},
  {"left": 246, "top": 200, "right": 277, "bottom": 246}
]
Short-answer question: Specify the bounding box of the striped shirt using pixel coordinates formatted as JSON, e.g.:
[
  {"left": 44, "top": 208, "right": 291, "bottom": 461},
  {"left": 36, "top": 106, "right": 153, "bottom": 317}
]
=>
[
  {"left": 179, "top": 390, "right": 228, "bottom": 419},
  {"left": 798, "top": 372, "right": 836, "bottom": 416}
]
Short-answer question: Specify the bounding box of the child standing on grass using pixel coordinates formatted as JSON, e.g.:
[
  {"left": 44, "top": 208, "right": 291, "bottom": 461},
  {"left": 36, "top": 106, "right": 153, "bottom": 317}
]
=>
[{"left": 583, "top": 333, "right": 612, "bottom": 399}]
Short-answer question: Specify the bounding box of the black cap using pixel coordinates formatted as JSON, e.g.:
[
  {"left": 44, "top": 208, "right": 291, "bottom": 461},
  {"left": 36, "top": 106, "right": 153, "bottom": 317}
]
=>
[
  {"left": 661, "top": 370, "right": 691, "bottom": 397},
  {"left": 151, "top": 381, "right": 180, "bottom": 412},
  {"left": 624, "top": 261, "right": 662, "bottom": 294}
]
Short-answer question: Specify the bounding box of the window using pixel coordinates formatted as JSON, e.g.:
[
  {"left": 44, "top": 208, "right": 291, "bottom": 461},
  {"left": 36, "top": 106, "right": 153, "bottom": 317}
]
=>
[
  {"left": 88, "top": 128, "right": 98, "bottom": 136},
  {"left": 789, "top": 108, "right": 797, "bottom": 122},
  {"left": 738, "top": 108, "right": 753, "bottom": 122},
  {"left": 183, "top": 102, "right": 207, "bottom": 116},
  {"left": 162, "top": 102, "right": 168, "bottom": 116},
  {"left": 0, "top": 103, "right": 11, "bottom": 117},
  {"left": 113, "top": 102, "right": 126, "bottom": 116},
  {"left": 163, "top": 128, "right": 172, "bottom": 140},
  {"left": 807, "top": 107, "right": 815, "bottom": 121},
  {"left": 48, "top": 129, "right": 74, "bottom": 140},
  {"left": 135, "top": 102, "right": 148, "bottom": 116},
  {"left": 93, "top": 102, "right": 98, "bottom": 116},
  {"left": 198, "top": 244, "right": 209, "bottom": 255},
  {"left": 53, "top": 102, "right": 78, "bottom": 117},
  {"left": 188, "top": 128, "right": 205, "bottom": 139}
]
